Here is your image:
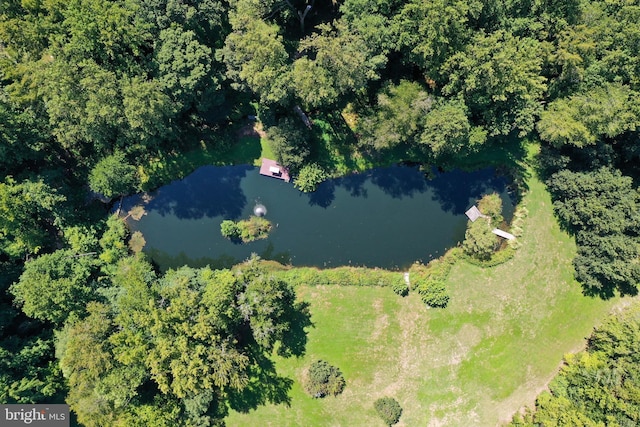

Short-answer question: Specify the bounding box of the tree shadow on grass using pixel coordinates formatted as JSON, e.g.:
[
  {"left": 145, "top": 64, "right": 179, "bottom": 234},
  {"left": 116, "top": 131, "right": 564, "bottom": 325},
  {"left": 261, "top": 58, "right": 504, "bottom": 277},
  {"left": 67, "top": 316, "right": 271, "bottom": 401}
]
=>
[
  {"left": 227, "top": 348, "right": 293, "bottom": 413},
  {"left": 227, "top": 301, "right": 313, "bottom": 413},
  {"left": 278, "top": 301, "right": 313, "bottom": 358}
]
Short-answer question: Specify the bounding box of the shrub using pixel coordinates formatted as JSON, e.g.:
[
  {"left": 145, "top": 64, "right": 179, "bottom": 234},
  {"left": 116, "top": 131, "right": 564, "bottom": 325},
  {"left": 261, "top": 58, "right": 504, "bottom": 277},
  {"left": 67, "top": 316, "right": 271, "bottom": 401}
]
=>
[
  {"left": 374, "top": 397, "right": 402, "bottom": 426},
  {"left": 477, "top": 192, "right": 503, "bottom": 221},
  {"left": 220, "top": 220, "right": 240, "bottom": 240},
  {"left": 237, "top": 216, "right": 272, "bottom": 242},
  {"left": 294, "top": 163, "right": 327, "bottom": 192},
  {"left": 416, "top": 279, "right": 450, "bottom": 308},
  {"left": 305, "top": 360, "right": 346, "bottom": 398},
  {"left": 392, "top": 279, "right": 409, "bottom": 296}
]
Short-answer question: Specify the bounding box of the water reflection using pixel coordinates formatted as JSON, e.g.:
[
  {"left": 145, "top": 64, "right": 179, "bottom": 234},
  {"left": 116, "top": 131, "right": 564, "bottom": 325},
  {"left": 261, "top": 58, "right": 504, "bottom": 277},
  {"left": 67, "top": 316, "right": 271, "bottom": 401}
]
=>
[{"left": 123, "top": 165, "right": 513, "bottom": 271}]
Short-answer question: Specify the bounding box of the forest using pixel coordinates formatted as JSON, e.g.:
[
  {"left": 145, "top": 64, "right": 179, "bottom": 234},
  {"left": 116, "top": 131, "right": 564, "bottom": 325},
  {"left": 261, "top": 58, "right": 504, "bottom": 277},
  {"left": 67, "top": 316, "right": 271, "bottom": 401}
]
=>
[{"left": 1, "top": 0, "right": 639, "bottom": 425}]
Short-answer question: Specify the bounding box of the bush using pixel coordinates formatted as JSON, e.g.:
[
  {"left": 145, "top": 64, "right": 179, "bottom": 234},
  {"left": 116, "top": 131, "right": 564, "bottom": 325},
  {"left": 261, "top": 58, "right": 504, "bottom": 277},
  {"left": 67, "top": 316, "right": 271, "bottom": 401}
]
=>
[
  {"left": 220, "top": 220, "right": 240, "bottom": 240},
  {"left": 416, "top": 279, "right": 450, "bottom": 308},
  {"left": 392, "top": 280, "right": 409, "bottom": 296},
  {"left": 374, "top": 397, "right": 402, "bottom": 426},
  {"left": 305, "top": 360, "right": 346, "bottom": 398},
  {"left": 221, "top": 217, "right": 272, "bottom": 243},
  {"left": 294, "top": 163, "right": 327, "bottom": 193},
  {"left": 477, "top": 192, "right": 503, "bottom": 222},
  {"left": 237, "top": 216, "right": 272, "bottom": 242}
]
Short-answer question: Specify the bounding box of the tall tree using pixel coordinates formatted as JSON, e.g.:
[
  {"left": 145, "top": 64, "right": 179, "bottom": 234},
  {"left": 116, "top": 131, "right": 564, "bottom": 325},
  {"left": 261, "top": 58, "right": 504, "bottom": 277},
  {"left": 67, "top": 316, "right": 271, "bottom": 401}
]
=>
[
  {"left": 0, "top": 178, "right": 65, "bottom": 259},
  {"left": 443, "top": 30, "right": 546, "bottom": 137}
]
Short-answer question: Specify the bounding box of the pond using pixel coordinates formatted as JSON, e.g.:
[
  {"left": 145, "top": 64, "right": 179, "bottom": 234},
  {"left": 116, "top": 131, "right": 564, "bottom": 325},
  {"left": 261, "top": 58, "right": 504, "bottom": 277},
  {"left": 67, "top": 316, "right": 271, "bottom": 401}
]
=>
[{"left": 121, "top": 165, "right": 514, "bottom": 272}]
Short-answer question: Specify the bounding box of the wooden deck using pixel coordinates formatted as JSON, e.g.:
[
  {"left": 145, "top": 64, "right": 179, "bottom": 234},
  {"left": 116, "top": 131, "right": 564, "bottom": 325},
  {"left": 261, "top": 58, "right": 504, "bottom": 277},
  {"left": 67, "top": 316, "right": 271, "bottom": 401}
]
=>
[
  {"left": 465, "top": 205, "right": 489, "bottom": 222},
  {"left": 259, "top": 158, "right": 290, "bottom": 182}
]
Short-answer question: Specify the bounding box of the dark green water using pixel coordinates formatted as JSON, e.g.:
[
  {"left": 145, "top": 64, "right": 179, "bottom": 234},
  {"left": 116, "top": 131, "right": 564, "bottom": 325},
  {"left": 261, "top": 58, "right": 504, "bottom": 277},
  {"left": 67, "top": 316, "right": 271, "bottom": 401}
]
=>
[{"left": 122, "top": 165, "right": 513, "bottom": 271}]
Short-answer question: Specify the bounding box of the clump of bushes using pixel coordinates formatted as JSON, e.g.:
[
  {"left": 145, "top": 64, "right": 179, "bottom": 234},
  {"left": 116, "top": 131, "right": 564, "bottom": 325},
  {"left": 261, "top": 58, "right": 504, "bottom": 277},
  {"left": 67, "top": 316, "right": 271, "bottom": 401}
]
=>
[
  {"left": 294, "top": 163, "right": 327, "bottom": 192},
  {"left": 304, "top": 360, "right": 346, "bottom": 398},
  {"left": 374, "top": 397, "right": 402, "bottom": 425},
  {"left": 392, "top": 280, "right": 409, "bottom": 296},
  {"left": 220, "top": 216, "right": 272, "bottom": 243},
  {"left": 409, "top": 249, "right": 458, "bottom": 308}
]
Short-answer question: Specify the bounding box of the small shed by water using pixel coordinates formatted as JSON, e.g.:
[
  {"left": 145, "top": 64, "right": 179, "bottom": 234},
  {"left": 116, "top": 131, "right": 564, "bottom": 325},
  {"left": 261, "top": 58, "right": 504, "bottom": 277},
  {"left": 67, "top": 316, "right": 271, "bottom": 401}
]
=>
[
  {"left": 260, "top": 158, "right": 290, "bottom": 182},
  {"left": 465, "top": 205, "right": 488, "bottom": 222}
]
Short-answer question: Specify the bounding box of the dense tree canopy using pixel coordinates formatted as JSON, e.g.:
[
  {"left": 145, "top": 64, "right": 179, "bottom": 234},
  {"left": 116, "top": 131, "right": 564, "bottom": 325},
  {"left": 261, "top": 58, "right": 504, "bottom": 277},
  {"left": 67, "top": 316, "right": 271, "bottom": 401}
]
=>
[{"left": 512, "top": 302, "right": 640, "bottom": 426}]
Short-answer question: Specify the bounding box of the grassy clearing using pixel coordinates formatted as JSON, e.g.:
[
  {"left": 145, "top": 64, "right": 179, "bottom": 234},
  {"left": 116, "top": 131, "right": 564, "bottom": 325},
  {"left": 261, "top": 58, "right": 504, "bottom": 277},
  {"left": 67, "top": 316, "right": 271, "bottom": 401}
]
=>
[
  {"left": 226, "top": 168, "right": 617, "bottom": 426},
  {"left": 138, "top": 123, "right": 274, "bottom": 191}
]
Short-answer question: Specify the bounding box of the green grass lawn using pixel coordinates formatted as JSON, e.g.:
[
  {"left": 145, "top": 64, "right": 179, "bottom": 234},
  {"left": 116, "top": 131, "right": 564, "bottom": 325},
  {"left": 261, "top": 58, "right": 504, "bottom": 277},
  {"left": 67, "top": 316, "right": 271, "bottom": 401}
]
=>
[{"left": 225, "top": 169, "right": 618, "bottom": 426}]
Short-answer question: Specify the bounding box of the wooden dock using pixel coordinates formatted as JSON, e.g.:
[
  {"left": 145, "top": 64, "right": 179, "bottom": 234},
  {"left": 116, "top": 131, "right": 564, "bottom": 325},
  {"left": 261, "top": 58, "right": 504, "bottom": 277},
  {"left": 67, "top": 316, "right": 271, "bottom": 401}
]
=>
[{"left": 259, "top": 158, "right": 290, "bottom": 182}]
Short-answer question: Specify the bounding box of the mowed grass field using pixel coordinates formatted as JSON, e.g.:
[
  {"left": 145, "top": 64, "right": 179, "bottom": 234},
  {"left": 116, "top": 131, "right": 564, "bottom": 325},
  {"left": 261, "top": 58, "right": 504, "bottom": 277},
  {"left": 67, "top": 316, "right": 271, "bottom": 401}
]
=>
[{"left": 226, "top": 171, "right": 618, "bottom": 426}]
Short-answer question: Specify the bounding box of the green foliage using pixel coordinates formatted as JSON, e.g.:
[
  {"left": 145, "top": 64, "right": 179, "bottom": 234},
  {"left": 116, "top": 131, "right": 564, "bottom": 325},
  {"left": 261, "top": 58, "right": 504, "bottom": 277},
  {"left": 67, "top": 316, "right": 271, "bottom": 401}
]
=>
[
  {"left": 538, "top": 83, "right": 640, "bottom": 148},
  {"left": 547, "top": 168, "right": 639, "bottom": 237},
  {"left": 421, "top": 98, "right": 486, "bottom": 157},
  {"left": 98, "top": 215, "right": 130, "bottom": 274},
  {"left": 463, "top": 219, "right": 499, "bottom": 261},
  {"left": 511, "top": 302, "right": 640, "bottom": 426},
  {"left": 409, "top": 250, "right": 458, "bottom": 308},
  {"left": 359, "top": 80, "right": 432, "bottom": 150},
  {"left": 305, "top": 360, "right": 346, "bottom": 398},
  {"left": 220, "top": 220, "right": 240, "bottom": 240},
  {"left": 58, "top": 259, "right": 301, "bottom": 425},
  {"left": 477, "top": 192, "right": 503, "bottom": 225},
  {"left": 237, "top": 216, "right": 272, "bottom": 243},
  {"left": 10, "top": 249, "right": 96, "bottom": 325},
  {"left": 294, "top": 163, "right": 327, "bottom": 193},
  {"left": 218, "top": 16, "right": 291, "bottom": 105},
  {"left": 391, "top": 280, "right": 409, "bottom": 297},
  {"left": 89, "top": 152, "right": 138, "bottom": 199},
  {"left": 373, "top": 397, "right": 403, "bottom": 426},
  {"left": 266, "top": 118, "right": 311, "bottom": 173},
  {"left": 293, "top": 21, "right": 386, "bottom": 109},
  {"left": 443, "top": 30, "right": 546, "bottom": 137},
  {"left": 0, "top": 177, "right": 66, "bottom": 258},
  {"left": 0, "top": 334, "right": 65, "bottom": 404}
]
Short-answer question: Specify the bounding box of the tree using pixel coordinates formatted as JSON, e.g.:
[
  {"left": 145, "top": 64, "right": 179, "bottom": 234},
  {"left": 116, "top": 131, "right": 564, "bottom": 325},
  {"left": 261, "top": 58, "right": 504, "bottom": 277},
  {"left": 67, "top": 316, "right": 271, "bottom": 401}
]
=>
[
  {"left": 420, "top": 98, "right": 486, "bottom": 157},
  {"left": 510, "top": 302, "right": 640, "bottom": 426},
  {"left": 392, "top": 0, "right": 474, "bottom": 81},
  {"left": 537, "top": 83, "right": 640, "bottom": 148},
  {"left": 443, "top": 30, "right": 546, "bottom": 137},
  {"left": 266, "top": 117, "right": 311, "bottom": 173},
  {"left": 374, "top": 397, "right": 403, "bottom": 426},
  {"left": 547, "top": 168, "right": 640, "bottom": 236},
  {"left": 155, "top": 24, "right": 221, "bottom": 112},
  {"left": 294, "top": 164, "right": 327, "bottom": 193},
  {"left": 89, "top": 152, "right": 138, "bottom": 199},
  {"left": 0, "top": 177, "right": 66, "bottom": 258},
  {"left": 10, "top": 249, "right": 97, "bottom": 325},
  {"left": 304, "top": 360, "right": 346, "bottom": 398},
  {"left": 477, "top": 193, "right": 503, "bottom": 224},
  {"left": 547, "top": 168, "right": 640, "bottom": 296},
  {"left": 359, "top": 80, "right": 433, "bottom": 150},
  {"left": 463, "top": 219, "right": 498, "bottom": 260},
  {"left": 218, "top": 16, "right": 291, "bottom": 105},
  {"left": 292, "top": 21, "right": 386, "bottom": 109}
]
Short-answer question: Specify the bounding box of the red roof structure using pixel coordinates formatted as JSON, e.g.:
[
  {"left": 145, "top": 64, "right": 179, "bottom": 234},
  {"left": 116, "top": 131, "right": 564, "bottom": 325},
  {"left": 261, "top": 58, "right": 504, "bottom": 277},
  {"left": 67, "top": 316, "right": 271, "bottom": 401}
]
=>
[{"left": 259, "top": 158, "right": 290, "bottom": 182}]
